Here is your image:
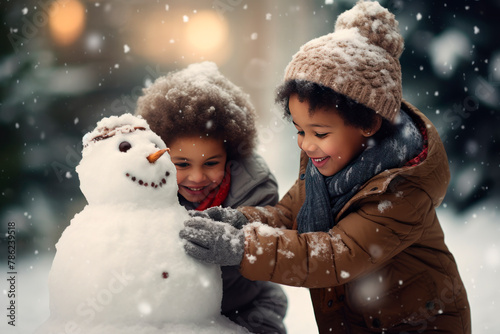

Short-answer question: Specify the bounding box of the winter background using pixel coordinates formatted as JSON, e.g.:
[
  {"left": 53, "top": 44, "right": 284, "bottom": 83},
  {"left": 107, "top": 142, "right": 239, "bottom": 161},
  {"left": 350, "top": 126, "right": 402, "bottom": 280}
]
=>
[{"left": 0, "top": 0, "right": 499, "bottom": 333}]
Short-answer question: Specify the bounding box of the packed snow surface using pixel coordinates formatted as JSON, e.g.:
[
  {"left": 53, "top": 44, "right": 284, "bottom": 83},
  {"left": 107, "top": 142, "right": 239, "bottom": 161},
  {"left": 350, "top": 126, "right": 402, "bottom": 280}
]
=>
[{"left": 35, "top": 114, "right": 247, "bottom": 334}]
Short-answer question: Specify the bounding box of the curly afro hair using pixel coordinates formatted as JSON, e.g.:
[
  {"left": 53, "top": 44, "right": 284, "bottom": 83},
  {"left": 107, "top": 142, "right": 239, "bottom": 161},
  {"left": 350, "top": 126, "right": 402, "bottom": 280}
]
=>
[{"left": 135, "top": 62, "right": 257, "bottom": 160}]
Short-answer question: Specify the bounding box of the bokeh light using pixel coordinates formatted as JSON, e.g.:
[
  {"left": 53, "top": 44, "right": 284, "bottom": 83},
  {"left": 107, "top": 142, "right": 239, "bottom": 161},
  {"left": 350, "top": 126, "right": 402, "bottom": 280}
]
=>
[
  {"left": 185, "top": 11, "right": 229, "bottom": 55},
  {"left": 48, "top": 0, "right": 86, "bottom": 46},
  {"left": 129, "top": 8, "right": 231, "bottom": 65}
]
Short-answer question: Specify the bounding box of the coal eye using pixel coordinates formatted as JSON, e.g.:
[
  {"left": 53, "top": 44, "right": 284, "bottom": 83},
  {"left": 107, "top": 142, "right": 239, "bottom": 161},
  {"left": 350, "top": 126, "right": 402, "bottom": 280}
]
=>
[{"left": 119, "top": 141, "right": 132, "bottom": 152}]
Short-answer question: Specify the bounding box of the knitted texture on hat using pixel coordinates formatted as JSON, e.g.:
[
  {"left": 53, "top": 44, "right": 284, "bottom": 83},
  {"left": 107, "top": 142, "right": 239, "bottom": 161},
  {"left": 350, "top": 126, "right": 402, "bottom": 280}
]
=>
[{"left": 284, "top": 1, "right": 404, "bottom": 122}]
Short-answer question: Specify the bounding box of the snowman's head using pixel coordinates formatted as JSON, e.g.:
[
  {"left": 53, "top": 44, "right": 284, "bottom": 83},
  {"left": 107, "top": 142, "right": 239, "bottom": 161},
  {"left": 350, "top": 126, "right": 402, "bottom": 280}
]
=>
[{"left": 77, "top": 114, "right": 178, "bottom": 206}]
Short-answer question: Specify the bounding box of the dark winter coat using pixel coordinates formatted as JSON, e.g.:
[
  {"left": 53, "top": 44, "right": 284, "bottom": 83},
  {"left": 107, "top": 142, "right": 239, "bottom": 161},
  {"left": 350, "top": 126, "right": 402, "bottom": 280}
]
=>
[
  {"left": 238, "top": 101, "right": 471, "bottom": 333},
  {"left": 180, "top": 152, "right": 288, "bottom": 333}
]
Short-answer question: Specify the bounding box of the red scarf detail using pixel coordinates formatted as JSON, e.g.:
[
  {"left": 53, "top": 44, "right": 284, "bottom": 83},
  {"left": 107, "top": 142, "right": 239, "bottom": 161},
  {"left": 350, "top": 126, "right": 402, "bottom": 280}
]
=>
[
  {"left": 195, "top": 166, "right": 231, "bottom": 211},
  {"left": 405, "top": 119, "right": 429, "bottom": 167}
]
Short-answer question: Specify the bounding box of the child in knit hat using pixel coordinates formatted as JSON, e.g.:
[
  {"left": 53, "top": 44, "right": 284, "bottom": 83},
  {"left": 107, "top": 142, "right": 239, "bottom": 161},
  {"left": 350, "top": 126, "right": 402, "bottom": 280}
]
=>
[
  {"left": 135, "top": 62, "right": 288, "bottom": 334},
  {"left": 180, "top": 2, "right": 471, "bottom": 333}
]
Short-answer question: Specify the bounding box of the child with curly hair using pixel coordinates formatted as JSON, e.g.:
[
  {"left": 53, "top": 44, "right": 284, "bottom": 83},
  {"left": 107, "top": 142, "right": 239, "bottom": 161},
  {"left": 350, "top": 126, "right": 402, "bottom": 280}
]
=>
[
  {"left": 135, "top": 61, "right": 288, "bottom": 334},
  {"left": 179, "top": 2, "right": 471, "bottom": 333}
]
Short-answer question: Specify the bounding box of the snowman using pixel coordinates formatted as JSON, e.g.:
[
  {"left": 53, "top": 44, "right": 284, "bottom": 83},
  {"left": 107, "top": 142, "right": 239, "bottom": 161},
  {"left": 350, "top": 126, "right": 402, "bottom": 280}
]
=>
[{"left": 36, "top": 114, "right": 248, "bottom": 334}]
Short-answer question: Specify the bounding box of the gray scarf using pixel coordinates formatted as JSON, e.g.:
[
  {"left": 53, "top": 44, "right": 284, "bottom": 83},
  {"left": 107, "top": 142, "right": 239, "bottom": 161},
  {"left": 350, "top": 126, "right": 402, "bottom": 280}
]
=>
[{"left": 297, "top": 110, "right": 423, "bottom": 234}]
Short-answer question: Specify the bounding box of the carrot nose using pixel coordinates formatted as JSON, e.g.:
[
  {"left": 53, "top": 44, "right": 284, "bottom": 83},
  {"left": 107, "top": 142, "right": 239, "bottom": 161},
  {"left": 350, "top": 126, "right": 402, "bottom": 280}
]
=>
[{"left": 147, "top": 148, "right": 169, "bottom": 163}]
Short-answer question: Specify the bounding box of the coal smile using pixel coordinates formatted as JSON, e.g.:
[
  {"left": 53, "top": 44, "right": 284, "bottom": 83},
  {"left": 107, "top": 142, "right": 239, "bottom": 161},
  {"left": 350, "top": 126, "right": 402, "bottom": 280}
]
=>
[{"left": 125, "top": 171, "right": 170, "bottom": 189}]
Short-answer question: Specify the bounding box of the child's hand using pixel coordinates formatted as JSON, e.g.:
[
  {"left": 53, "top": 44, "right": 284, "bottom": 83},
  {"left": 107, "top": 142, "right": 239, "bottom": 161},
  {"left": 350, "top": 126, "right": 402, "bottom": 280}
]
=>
[
  {"left": 188, "top": 207, "right": 249, "bottom": 229},
  {"left": 179, "top": 217, "right": 245, "bottom": 266}
]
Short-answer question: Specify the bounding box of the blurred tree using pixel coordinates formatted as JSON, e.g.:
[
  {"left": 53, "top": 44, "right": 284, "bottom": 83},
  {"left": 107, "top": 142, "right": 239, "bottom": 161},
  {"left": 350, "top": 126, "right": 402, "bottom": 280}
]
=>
[{"left": 386, "top": 0, "right": 500, "bottom": 212}]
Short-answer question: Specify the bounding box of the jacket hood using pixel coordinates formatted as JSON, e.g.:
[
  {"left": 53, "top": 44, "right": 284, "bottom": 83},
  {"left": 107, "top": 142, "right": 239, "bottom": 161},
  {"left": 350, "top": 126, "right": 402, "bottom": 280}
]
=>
[
  {"left": 225, "top": 153, "right": 279, "bottom": 207},
  {"left": 348, "top": 100, "right": 450, "bottom": 210},
  {"left": 395, "top": 100, "right": 450, "bottom": 207}
]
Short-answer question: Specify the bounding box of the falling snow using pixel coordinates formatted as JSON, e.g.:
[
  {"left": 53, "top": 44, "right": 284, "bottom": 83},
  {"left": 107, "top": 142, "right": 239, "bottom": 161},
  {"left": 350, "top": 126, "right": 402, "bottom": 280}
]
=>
[{"left": 2, "top": 1, "right": 499, "bottom": 333}]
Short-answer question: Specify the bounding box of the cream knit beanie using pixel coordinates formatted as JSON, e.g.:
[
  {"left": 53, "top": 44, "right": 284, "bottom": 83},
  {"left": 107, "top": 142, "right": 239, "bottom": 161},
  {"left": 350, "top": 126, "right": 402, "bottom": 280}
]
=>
[{"left": 284, "top": 0, "right": 404, "bottom": 122}]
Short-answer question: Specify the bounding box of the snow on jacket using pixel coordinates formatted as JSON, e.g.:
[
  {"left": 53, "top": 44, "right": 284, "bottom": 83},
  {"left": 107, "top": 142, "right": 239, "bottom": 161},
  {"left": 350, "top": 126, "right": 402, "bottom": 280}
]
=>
[{"left": 238, "top": 101, "right": 471, "bottom": 333}]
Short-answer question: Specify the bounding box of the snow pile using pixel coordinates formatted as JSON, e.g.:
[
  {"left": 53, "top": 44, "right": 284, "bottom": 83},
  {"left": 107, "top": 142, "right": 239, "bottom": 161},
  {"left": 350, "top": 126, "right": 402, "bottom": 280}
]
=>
[{"left": 35, "top": 114, "right": 248, "bottom": 334}]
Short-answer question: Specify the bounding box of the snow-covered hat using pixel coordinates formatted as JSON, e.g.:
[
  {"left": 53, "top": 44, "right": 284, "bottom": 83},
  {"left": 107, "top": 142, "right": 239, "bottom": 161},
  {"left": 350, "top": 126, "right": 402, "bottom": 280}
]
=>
[
  {"left": 284, "top": 0, "right": 404, "bottom": 122},
  {"left": 82, "top": 113, "right": 150, "bottom": 147}
]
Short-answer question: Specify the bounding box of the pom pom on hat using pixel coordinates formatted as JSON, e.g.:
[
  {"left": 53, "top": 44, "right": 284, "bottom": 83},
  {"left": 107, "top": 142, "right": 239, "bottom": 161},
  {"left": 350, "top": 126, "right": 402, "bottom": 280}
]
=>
[
  {"left": 335, "top": 0, "right": 404, "bottom": 58},
  {"left": 284, "top": 0, "right": 404, "bottom": 122}
]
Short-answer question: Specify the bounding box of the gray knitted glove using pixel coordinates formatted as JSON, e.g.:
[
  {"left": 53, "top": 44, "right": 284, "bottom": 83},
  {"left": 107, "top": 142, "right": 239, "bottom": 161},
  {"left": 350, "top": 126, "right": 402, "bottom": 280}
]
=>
[
  {"left": 179, "top": 217, "right": 245, "bottom": 266},
  {"left": 188, "top": 207, "right": 249, "bottom": 229}
]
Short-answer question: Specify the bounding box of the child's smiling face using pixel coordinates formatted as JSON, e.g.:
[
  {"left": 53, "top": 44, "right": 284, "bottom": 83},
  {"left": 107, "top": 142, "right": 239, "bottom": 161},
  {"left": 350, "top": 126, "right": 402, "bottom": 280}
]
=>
[
  {"left": 289, "top": 94, "right": 371, "bottom": 177},
  {"left": 168, "top": 136, "right": 227, "bottom": 203}
]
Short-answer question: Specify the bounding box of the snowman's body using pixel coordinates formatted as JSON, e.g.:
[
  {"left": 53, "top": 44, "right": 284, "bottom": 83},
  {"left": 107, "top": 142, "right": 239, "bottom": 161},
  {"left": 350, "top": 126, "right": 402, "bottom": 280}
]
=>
[{"left": 36, "top": 114, "right": 247, "bottom": 334}]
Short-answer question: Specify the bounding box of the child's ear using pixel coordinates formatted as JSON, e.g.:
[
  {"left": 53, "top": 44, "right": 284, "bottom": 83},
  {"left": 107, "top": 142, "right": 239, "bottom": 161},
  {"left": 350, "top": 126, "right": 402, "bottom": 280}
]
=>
[{"left": 362, "top": 115, "right": 382, "bottom": 137}]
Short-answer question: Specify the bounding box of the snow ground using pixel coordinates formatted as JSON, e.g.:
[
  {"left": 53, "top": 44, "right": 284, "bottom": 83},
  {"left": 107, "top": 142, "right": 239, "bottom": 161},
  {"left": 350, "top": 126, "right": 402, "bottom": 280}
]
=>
[{"left": 1, "top": 204, "right": 499, "bottom": 333}]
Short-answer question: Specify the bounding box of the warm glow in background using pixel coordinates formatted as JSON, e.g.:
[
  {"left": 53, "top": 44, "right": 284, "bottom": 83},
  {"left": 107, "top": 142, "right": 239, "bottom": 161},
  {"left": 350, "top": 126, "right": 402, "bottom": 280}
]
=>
[
  {"left": 1, "top": 1, "right": 499, "bottom": 333},
  {"left": 48, "top": 0, "right": 86, "bottom": 45}
]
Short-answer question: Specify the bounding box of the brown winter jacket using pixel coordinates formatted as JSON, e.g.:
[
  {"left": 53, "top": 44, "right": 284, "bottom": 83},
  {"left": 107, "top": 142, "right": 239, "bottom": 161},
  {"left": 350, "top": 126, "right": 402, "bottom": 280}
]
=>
[{"left": 238, "top": 101, "right": 471, "bottom": 333}]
